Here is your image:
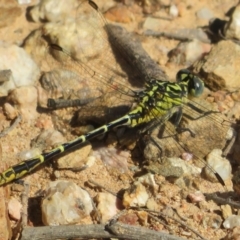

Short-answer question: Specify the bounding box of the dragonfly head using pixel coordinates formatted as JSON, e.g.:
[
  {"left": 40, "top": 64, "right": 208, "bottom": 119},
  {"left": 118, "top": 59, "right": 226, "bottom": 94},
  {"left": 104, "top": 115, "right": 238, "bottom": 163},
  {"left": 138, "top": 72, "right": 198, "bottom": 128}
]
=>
[{"left": 176, "top": 69, "right": 204, "bottom": 97}]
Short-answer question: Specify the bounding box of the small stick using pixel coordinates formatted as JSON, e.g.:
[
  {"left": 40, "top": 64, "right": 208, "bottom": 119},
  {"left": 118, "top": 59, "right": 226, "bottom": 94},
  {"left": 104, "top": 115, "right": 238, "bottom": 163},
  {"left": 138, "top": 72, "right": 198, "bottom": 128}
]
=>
[
  {"left": 107, "top": 221, "right": 185, "bottom": 240},
  {"left": 205, "top": 193, "right": 240, "bottom": 208},
  {"left": 21, "top": 223, "right": 185, "bottom": 240}
]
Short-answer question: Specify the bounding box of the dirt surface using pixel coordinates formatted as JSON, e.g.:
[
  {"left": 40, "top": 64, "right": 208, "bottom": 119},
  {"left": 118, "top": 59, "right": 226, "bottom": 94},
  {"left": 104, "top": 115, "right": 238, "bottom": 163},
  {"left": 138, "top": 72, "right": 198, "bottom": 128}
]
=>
[{"left": 0, "top": 0, "right": 240, "bottom": 240}]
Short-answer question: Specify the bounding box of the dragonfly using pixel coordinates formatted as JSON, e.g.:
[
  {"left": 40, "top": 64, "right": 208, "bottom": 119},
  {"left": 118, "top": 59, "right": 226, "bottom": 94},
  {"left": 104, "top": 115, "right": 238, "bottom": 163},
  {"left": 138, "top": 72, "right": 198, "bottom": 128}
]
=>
[{"left": 0, "top": 0, "right": 231, "bottom": 188}]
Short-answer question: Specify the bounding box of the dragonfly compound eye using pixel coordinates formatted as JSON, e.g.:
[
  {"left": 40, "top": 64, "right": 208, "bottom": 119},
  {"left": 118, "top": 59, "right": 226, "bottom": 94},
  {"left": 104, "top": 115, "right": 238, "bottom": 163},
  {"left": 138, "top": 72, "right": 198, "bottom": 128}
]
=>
[
  {"left": 189, "top": 76, "right": 204, "bottom": 97},
  {"left": 176, "top": 69, "right": 204, "bottom": 98}
]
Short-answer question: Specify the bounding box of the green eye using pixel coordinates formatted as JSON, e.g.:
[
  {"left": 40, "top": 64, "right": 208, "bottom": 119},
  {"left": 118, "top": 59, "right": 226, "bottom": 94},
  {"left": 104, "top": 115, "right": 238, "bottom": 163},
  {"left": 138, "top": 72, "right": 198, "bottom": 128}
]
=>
[{"left": 176, "top": 69, "right": 204, "bottom": 97}]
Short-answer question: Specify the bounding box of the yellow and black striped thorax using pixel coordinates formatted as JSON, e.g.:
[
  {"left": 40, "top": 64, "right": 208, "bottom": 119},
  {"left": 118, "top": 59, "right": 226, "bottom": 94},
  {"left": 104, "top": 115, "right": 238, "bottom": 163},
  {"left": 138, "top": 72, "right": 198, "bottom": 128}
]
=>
[{"left": 128, "top": 69, "right": 204, "bottom": 127}]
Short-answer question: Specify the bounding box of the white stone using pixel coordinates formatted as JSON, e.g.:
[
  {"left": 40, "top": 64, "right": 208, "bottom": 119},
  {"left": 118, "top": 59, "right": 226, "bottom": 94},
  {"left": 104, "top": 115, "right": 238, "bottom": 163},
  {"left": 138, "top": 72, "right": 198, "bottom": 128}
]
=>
[
  {"left": 223, "top": 215, "right": 240, "bottom": 229},
  {"left": 204, "top": 149, "right": 232, "bottom": 182},
  {"left": 169, "top": 4, "right": 178, "bottom": 17},
  {"left": 42, "top": 180, "right": 93, "bottom": 226},
  {"left": 0, "top": 43, "right": 39, "bottom": 97}
]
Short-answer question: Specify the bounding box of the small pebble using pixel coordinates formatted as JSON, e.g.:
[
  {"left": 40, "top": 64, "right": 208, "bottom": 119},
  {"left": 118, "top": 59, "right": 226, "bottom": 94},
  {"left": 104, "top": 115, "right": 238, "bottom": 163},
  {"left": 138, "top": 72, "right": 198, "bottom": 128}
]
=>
[
  {"left": 196, "top": 8, "right": 214, "bottom": 20},
  {"left": 231, "top": 90, "right": 240, "bottom": 102},
  {"left": 223, "top": 215, "right": 240, "bottom": 229},
  {"left": 169, "top": 4, "right": 178, "bottom": 17},
  {"left": 228, "top": 102, "right": 240, "bottom": 120},
  {"left": 188, "top": 191, "right": 205, "bottom": 203},
  {"left": 137, "top": 211, "right": 148, "bottom": 226},
  {"left": 123, "top": 182, "right": 149, "bottom": 208},
  {"left": 3, "top": 102, "right": 18, "bottom": 120},
  {"left": 221, "top": 205, "right": 232, "bottom": 220},
  {"left": 95, "top": 193, "right": 123, "bottom": 223},
  {"left": 42, "top": 180, "right": 93, "bottom": 226},
  {"left": 146, "top": 197, "right": 159, "bottom": 211},
  {"left": 181, "top": 152, "right": 193, "bottom": 161},
  {"left": 8, "top": 197, "right": 22, "bottom": 221},
  {"left": 204, "top": 149, "right": 232, "bottom": 182}
]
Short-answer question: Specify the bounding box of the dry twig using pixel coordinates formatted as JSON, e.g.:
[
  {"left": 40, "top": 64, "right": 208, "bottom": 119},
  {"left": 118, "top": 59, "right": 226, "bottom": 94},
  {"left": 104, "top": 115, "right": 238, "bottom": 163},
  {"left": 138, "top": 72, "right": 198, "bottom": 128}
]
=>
[{"left": 21, "top": 222, "right": 185, "bottom": 240}]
